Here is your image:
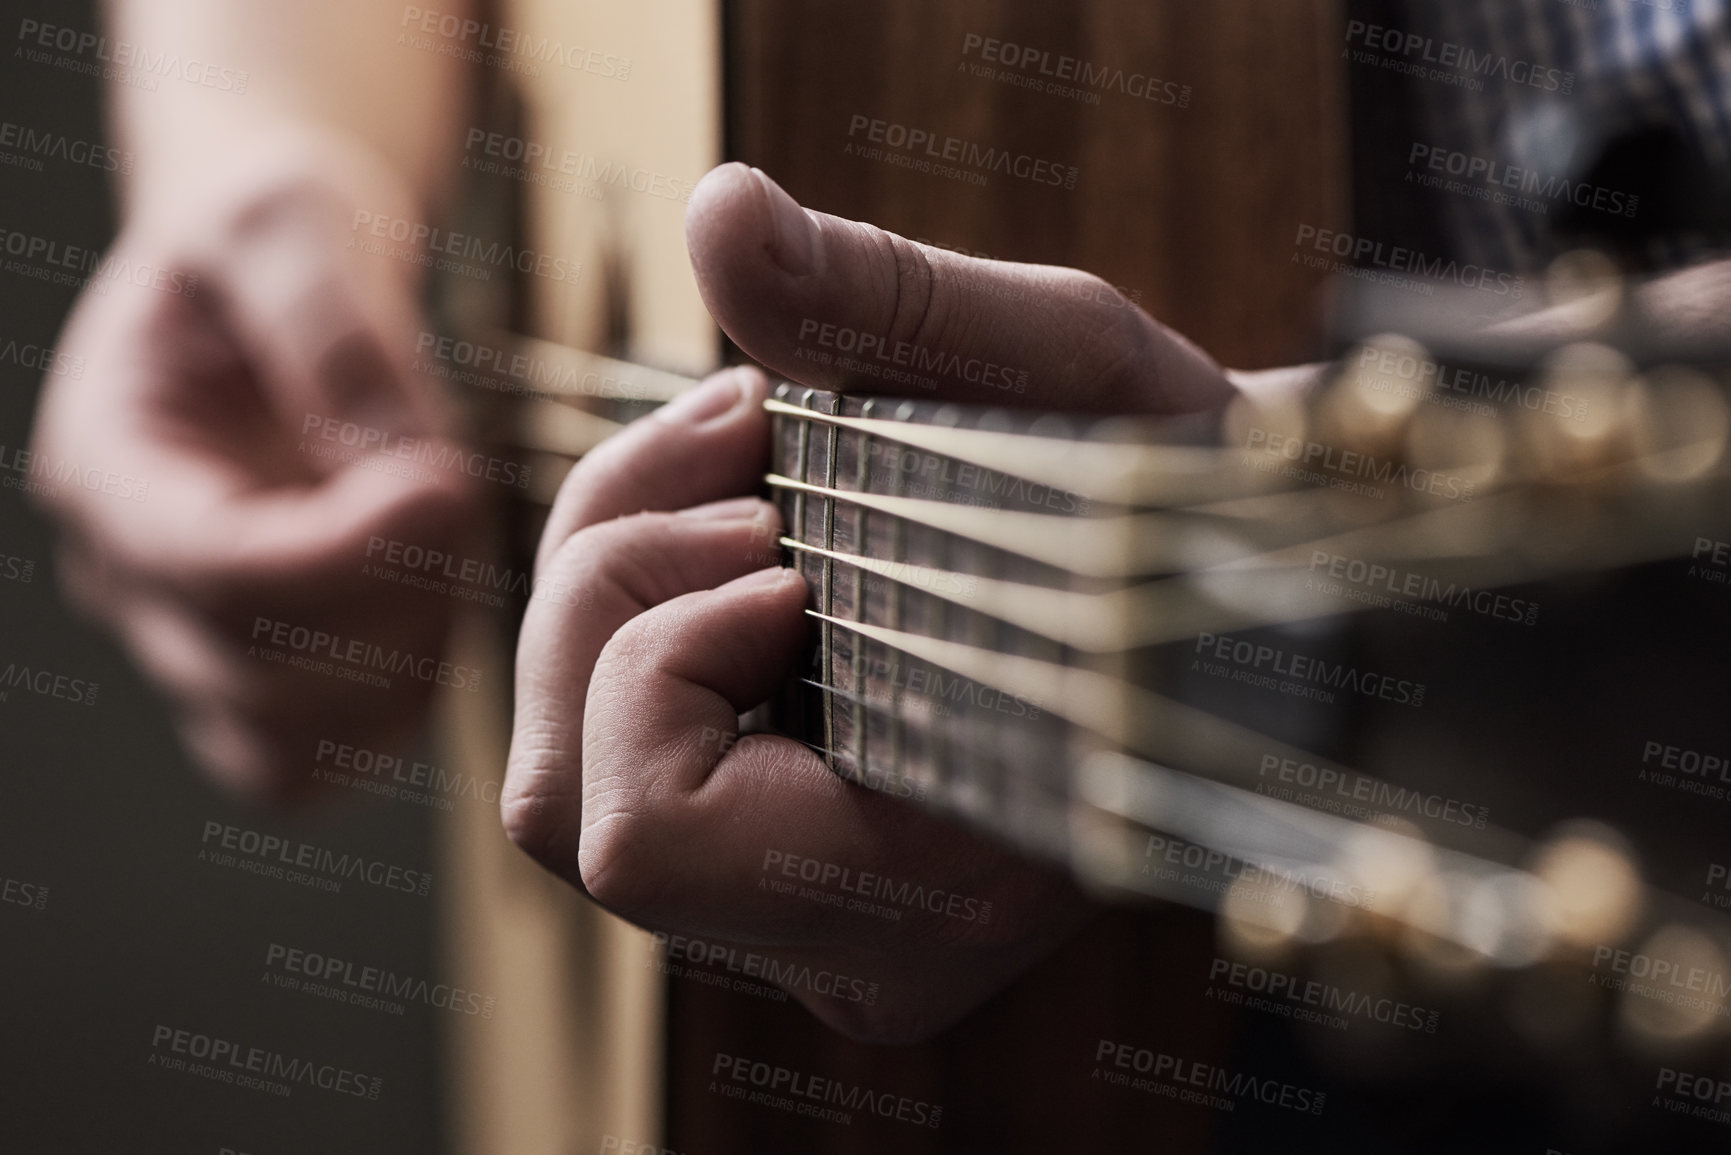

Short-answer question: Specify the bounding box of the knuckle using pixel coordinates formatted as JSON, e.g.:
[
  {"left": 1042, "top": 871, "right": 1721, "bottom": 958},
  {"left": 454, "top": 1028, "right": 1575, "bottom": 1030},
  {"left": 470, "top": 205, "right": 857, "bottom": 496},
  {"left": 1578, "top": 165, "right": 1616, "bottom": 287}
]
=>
[
  {"left": 1064, "top": 276, "right": 1156, "bottom": 391},
  {"left": 500, "top": 787, "right": 556, "bottom": 859},
  {"left": 539, "top": 519, "right": 640, "bottom": 612},
  {"left": 877, "top": 230, "right": 946, "bottom": 349},
  {"left": 500, "top": 772, "right": 580, "bottom": 873},
  {"left": 603, "top": 607, "right": 701, "bottom": 696},
  {"left": 543, "top": 513, "right": 740, "bottom": 616},
  {"left": 215, "top": 169, "right": 349, "bottom": 251},
  {"left": 539, "top": 431, "right": 656, "bottom": 548},
  {"left": 577, "top": 806, "right": 665, "bottom": 919}
]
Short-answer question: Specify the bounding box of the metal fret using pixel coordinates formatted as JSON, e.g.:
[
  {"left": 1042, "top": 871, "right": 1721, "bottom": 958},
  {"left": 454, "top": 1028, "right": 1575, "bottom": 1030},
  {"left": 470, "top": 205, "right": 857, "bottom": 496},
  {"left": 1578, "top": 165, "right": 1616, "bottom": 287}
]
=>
[
  {"left": 886, "top": 402, "right": 910, "bottom": 795},
  {"left": 819, "top": 390, "right": 839, "bottom": 771},
  {"left": 851, "top": 402, "right": 873, "bottom": 789},
  {"left": 791, "top": 391, "right": 811, "bottom": 553},
  {"left": 773, "top": 384, "right": 816, "bottom": 757}
]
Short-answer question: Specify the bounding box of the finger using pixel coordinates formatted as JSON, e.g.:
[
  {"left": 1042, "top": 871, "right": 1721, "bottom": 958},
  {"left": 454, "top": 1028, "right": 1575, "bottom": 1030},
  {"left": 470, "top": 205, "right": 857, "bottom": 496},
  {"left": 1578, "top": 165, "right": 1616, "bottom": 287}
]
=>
[
  {"left": 184, "top": 131, "right": 450, "bottom": 442},
  {"left": 569, "top": 567, "right": 1088, "bottom": 1040},
  {"left": 511, "top": 508, "right": 1091, "bottom": 1044},
  {"left": 176, "top": 706, "right": 343, "bottom": 806},
  {"left": 85, "top": 446, "right": 475, "bottom": 630},
  {"left": 217, "top": 220, "right": 447, "bottom": 442},
  {"left": 98, "top": 563, "right": 464, "bottom": 717},
  {"left": 573, "top": 568, "right": 1004, "bottom": 933},
  {"left": 685, "top": 162, "right": 1233, "bottom": 414},
  {"left": 534, "top": 365, "right": 772, "bottom": 575},
  {"left": 34, "top": 263, "right": 478, "bottom": 620},
  {"left": 579, "top": 566, "right": 823, "bottom": 921},
  {"left": 82, "top": 572, "right": 453, "bottom": 799},
  {"left": 503, "top": 507, "right": 785, "bottom": 869}
]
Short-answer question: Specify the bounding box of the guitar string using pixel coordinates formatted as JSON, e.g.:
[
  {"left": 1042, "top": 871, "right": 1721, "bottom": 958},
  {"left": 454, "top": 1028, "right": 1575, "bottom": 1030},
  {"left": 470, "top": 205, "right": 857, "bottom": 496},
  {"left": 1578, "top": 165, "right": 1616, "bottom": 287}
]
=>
[
  {"left": 470, "top": 330, "right": 702, "bottom": 404},
  {"left": 492, "top": 394, "right": 1720, "bottom": 823},
  {"left": 788, "top": 667, "right": 1731, "bottom": 964},
  {"left": 497, "top": 387, "right": 1725, "bottom": 582},
  {"left": 788, "top": 606, "right": 1731, "bottom": 971},
  {"left": 760, "top": 396, "right": 1251, "bottom": 507},
  {"left": 767, "top": 398, "right": 1717, "bottom": 864},
  {"left": 471, "top": 377, "right": 1725, "bottom": 863},
  {"left": 498, "top": 403, "right": 1706, "bottom": 604},
  {"left": 773, "top": 475, "right": 1706, "bottom": 656},
  {"left": 764, "top": 470, "right": 1715, "bottom": 636},
  {"left": 454, "top": 370, "right": 1731, "bottom": 971},
  {"left": 526, "top": 380, "right": 1685, "bottom": 534},
  {"left": 764, "top": 404, "right": 1731, "bottom": 954},
  {"left": 768, "top": 723, "right": 1435, "bottom": 933},
  {"left": 800, "top": 607, "right": 1541, "bottom": 865},
  {"left": 470, "top": 359, "right": 1245, "bottom": 505},
  {"left": 490, "top": 394, "right": 1699, "bottom": 712},
  {"left": 462, "top": 350, "right": 1731, "bottom": 962},
  {"left": 821, "top": 391, "right": 841, "bottom": 772}
]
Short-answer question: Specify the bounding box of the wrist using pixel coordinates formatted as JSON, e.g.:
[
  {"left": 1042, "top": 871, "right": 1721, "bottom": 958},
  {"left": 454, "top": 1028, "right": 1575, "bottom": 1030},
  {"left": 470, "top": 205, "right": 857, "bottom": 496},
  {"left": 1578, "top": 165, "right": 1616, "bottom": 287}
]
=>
[{"left": 123, "top": 116, "right": 429, "bottom": 293}]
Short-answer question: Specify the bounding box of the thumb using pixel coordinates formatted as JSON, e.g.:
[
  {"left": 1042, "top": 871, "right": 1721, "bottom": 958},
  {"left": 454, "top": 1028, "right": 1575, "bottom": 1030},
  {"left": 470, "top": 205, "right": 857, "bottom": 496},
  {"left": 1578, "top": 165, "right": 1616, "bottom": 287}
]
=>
[{"left": 685, "top": 162, "right": 1233, "bottom": 414}]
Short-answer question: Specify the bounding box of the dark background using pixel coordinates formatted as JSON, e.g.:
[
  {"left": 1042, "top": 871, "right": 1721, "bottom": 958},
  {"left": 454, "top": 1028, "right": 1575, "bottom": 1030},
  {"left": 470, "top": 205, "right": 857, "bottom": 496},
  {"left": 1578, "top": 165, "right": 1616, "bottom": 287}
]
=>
[{"left": 0, "top": 2, "right": 447, "bottom": 1151}]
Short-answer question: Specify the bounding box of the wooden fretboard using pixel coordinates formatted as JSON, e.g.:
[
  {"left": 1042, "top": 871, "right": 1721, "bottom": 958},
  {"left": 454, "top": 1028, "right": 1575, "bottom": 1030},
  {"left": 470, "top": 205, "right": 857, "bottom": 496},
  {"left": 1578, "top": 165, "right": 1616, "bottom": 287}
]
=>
[{"left": 757, "top": 342, "right": 1731, "bottom": 971}]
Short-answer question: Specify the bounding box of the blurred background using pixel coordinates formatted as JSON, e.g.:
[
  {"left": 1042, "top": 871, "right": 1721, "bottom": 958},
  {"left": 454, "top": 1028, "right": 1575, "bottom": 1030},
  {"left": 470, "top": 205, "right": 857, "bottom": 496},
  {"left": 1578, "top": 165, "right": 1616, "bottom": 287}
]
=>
[
  {"left": 0, "top": 1, "right": 446, "bottom": 1150},
  {"left": 15, "top": 0, "right": 1731, "bottom": 1152}
]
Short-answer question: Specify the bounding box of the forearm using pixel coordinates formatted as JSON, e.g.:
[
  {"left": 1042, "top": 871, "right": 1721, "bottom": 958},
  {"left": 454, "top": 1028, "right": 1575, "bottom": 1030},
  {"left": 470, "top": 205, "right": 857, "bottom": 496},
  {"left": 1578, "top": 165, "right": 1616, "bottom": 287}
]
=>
[{"left": 104, "top": 0, "right": 474, "bottom": 214}]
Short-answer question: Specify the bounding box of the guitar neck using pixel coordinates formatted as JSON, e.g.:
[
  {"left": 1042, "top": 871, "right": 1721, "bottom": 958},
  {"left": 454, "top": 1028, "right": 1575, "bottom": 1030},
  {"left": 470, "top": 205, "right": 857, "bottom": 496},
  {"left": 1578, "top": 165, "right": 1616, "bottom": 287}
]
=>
[
  {"left": 766, "top": 383, "right": 1127, "bottom": 865},
  {"left": 456, "top": 325, "right": 1731, "bottom": 979},
  {"left": 756, "top": 357, "right": 1731, "bottom": 966}
]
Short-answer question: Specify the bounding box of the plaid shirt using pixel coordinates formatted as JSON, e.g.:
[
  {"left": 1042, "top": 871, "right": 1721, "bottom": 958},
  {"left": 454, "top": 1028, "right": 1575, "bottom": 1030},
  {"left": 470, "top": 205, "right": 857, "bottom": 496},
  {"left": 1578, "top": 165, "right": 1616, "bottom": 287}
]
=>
[{"left": 1352, "top": 0, "right": 1731, "bottom": 272}]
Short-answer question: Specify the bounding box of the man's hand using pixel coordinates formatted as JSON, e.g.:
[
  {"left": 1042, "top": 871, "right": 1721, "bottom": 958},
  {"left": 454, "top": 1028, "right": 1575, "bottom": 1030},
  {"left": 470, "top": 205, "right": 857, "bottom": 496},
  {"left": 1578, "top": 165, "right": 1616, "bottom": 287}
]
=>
[
  {"left": 504, "top": 165, "right": 1248, "bottom": 1042},
  {"left": 30, "top": 124, "right": 475, "bottom": 800},
  {"left": 687, "top": 164, "right": 1236, "bottom": 416}
]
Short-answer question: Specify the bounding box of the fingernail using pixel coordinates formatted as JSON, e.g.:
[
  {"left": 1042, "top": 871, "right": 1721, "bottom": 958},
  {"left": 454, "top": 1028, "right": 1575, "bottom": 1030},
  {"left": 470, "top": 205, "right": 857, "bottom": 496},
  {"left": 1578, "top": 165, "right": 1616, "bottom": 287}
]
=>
[
  {"left": 658, "top": 370, "right": 743, "bottom": 424},
  {"left": 751, "top": 167, "right": 818, "bottom": 277},
  {"left": 678, "top": 496, "right": 775, "bottom": 521}
]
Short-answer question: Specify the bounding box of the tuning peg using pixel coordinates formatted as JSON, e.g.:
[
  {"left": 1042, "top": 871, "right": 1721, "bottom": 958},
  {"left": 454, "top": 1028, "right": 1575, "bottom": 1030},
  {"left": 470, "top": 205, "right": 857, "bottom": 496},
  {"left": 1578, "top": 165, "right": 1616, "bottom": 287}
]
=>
[
  {"left": 1314, "top": 334, "right": 1431, "bottom": 461},
  {"left": 1617, "top": 923, "right": 1729, "bottom": 1046},
  {"left": 1398, "top": 871, "right": 1499, "bottom": 983},
  {"left": 1405, "top": 402, "right": 1508, "bottom": 493},
  {"left": 1518, "top": 343, "right": 1637, "bottom": 482},
  {"left": 1624, "top": 365, "right": 1731, "bottom": 484},
  {"left": 1219, "top": 872, "right": 1311, "bottom": 962},
  {"left": 1528, "top": 821, "right": 1643, "bottom": 953}
]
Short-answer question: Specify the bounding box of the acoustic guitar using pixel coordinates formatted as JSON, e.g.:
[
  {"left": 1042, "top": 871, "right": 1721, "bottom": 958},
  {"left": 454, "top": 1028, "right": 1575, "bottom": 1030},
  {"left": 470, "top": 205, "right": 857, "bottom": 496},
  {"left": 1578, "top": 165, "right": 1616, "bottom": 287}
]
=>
[{"left": 454, "top": 265, "right": 1731, "bottom": 1086}]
